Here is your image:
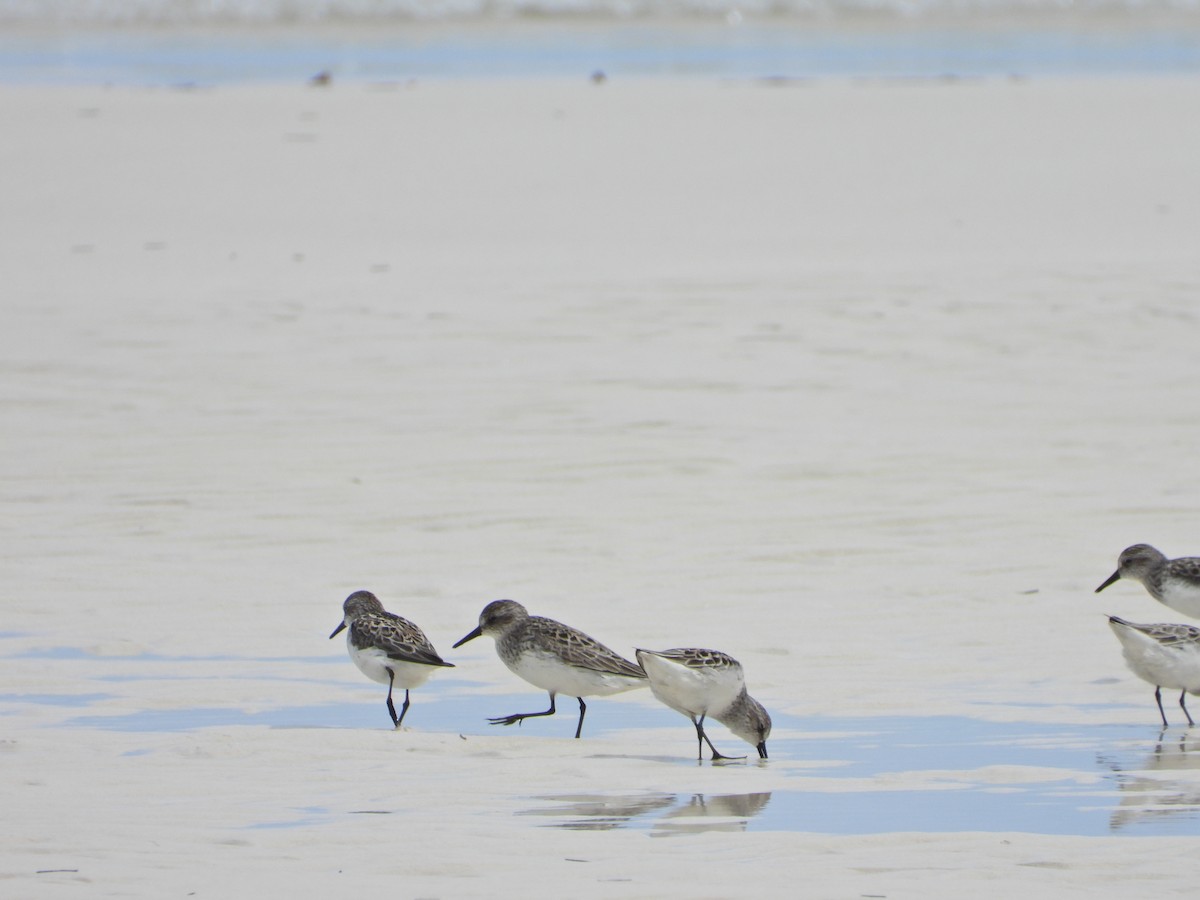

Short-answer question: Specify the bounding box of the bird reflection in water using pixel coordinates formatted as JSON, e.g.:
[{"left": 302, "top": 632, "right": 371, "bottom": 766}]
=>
[
  {"left": 1102, "top": 730, "right": 1200, "bottom": 832},
  {"left": 651, "top": 792, "right": 773, "bottom": 836},
  {"left": 518, "top": 792, "right": 771, "bottom": 834}
]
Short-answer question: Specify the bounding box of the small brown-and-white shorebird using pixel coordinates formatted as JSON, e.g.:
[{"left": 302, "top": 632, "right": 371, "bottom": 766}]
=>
[
  {"left": 453, "top": 599, "right": 646, "bottom": 739},
  {"left": 1108, "top": 615, "right": 1200, "bottom": 728},
  {"left": 330, "top": 590, "right": 454, "bottom": 729},
  {"left": 636, "top": 647, "right": 771, "bottom": 760}
]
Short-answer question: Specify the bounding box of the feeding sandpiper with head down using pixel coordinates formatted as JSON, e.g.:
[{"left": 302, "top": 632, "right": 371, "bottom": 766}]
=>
[
  {"left": 636, "top": 647, "right": 771, "bottom": 760},
  {"left": 330, "top": 590, "right": 454, "bottom": 729},
  {"left": 1096, "top": 545, "right": 1200, "bottom": 619},
  {"left": 1107, "top": 615, "right": 1200, "bottom": 727},
  {"left": 453, "top": 599, "right": 647, "bottom": 739}
]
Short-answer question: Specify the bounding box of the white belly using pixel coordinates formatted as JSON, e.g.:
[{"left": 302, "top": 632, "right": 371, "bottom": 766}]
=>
[
  {"left": 639, "top": 653, "right": 744, "bottom": 718},
  {"left": 1159, "top": 582, "right": 1200, "bottom": 619},
  {"left": 1113, "top": 629, "right": 1200, "bottom": 692},
  {"left": 348, "top": 641, "right": 437, "bottom": 690},
  {"left": 508, "top": 650, "right": 645, "bottom": 698}
]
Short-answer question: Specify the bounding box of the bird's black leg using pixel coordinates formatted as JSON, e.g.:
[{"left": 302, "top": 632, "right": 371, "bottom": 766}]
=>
[
  {"left": 1155, "top": 686, "right": 1169, "bottom": 728},
  {"left": 385, "top": 668, "right": 400, "bottom": 727},
  {"left": 697, "top": 713, "right": 743, "bottom": 761},
  {"left": 1180, "top": 690, "right": 1195, "bottom": 727},
  {"left": 574, "top": 697, "right": 587, "bottom": 739},
  {"left": 489, "top": 693, "right": 557, "bottom": 728},
  {"left": 396, "top": 688, "right": 412, "bottom": 728},
  {"left": 691, "top": 716, "right": 705, "bottom": 760}
]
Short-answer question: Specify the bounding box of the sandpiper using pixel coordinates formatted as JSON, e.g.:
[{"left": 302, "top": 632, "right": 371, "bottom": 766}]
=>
[
  {"left": 1107, "top": 615, "right": 1200, "bottom": 727},
  {"left": 453, "top": 599, "right": 647, "bottom": 739},
  {"left": 1096, "top": 545, "right": 1200, "bottom": 619},
  {"left": 636, "top": 648, "right": 771, "bottom": 760},
  {"left": 330, "top": 590, "right": 454, "bottom": 729}
]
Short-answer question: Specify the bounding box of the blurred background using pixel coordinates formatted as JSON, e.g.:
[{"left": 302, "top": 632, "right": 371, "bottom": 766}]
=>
[{"left": 1, "top": 0, "right": 1199, "bottom": 85}]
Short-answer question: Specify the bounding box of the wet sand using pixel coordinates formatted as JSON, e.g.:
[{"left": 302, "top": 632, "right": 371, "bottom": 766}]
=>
[{"left": 4, "top": 75, "right": 1200, "bottom": 895}]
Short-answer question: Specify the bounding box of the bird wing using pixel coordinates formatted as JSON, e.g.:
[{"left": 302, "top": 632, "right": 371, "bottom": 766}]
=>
[
  {"left": 529, "top": 617, "right": 645, "bottom": 678},
  {"left": 352, "top": 613, "right": 454, "bottom": 667},
  {"left": 1125, "top": 620, "right": 1200, "bottom": 647},
  {"left": 653, "top": 648, "right": 742, "bottom": 671},
  {"left": 1167, "top": 557, "right": 1200, "bottom": 587}
]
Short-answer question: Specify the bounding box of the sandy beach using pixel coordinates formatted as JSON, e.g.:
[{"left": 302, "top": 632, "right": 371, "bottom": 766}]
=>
[{"left": 4, "top": 71, "right": 1200, "bottom": 896}]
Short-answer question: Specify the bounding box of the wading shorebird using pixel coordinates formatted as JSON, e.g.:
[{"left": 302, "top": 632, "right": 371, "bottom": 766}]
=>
[
  {"left": 636, "top": 647, "right": 771, "bottom": 760},
  {"left": 1107, "top": 615, "right": 1200, "bottom": 728},
  {"left": 453, "top": 599, "right": 647, "bottom": 739},
  {"left": 330, "top": 590, "right": 454, "bottom": 729}
]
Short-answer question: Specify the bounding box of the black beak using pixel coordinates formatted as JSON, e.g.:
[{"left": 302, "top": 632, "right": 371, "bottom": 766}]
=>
[
  {"left": 757, "top": 742, "right": 768, "bottom": 759},
  {"left": 329, "top": 621, "right": 347, "bottom": 640},
  {"left": 1095, "top": 570, "right": 1121, "bottom": 593},
  {"left": 453, "top": 626, "right": 482, "bottom": 649}
]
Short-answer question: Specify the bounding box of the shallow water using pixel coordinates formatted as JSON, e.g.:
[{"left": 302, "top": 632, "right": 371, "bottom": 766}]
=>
[
  {"left": 5, "top": 645, "right": 1200, "bottom": 837},
  {"left": 525, "top": 718, "right": 1200, "bottom": 837}
]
